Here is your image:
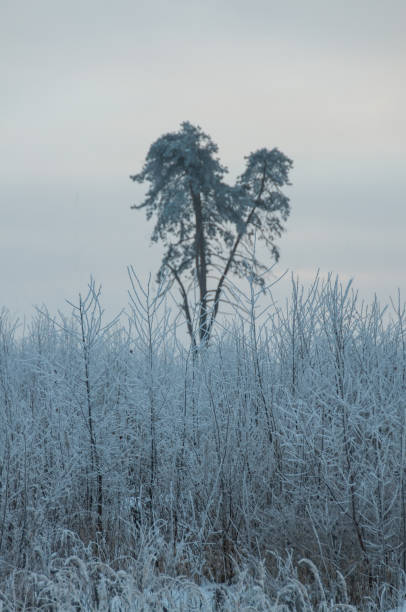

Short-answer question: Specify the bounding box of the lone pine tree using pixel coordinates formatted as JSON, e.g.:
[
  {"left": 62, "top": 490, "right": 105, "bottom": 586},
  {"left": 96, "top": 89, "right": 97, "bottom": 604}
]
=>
[{"left": 131, "top": 122, "right": 293, "bottom": 345}]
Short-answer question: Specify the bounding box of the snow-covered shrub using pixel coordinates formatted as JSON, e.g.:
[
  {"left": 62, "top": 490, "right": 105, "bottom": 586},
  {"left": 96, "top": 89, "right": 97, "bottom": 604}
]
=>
[{"left": 0, "top": 274, "right": 405, "bottom": 609}]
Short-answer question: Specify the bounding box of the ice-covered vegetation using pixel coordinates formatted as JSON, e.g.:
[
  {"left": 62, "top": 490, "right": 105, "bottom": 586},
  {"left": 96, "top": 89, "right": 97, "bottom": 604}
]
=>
[{"left": 0, "top": 272, "right": 405, "bottom": 610}]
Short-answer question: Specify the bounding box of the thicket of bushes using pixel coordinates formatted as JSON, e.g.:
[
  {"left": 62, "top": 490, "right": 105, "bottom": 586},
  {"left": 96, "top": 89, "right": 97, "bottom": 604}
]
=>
[{"left": 0, "top": 273, "right": 405, "bottom": 610}]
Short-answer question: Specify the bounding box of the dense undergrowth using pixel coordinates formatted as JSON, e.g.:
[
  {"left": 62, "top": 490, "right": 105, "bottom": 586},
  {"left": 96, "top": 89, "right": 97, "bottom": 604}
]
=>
[{"left": 0, "top": 272, "right": 405, "bottom": 610}]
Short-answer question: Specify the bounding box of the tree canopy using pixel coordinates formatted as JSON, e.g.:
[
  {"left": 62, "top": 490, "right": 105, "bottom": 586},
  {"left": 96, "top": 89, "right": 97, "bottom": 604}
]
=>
[{"left": 131, "top": 121, "right": 293, "bottom": 344}]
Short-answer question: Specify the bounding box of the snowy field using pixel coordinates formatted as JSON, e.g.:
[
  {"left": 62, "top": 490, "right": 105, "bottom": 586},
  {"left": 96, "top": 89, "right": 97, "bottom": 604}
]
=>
[{"left": 0, "top": 273, "right": 405, "bottom": 610}]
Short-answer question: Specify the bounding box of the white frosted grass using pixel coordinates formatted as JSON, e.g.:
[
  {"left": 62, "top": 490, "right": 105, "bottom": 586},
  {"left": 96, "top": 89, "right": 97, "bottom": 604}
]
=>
[
  {"left": 0, "top": 549, "right": 359, "bottom": 611},
  {"left": 0, "top": 274, "right": 405, "bottom": 610}
]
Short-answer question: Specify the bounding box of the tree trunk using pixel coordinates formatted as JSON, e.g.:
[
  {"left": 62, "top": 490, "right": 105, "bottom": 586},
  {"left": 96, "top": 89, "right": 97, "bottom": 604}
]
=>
[{"left": 191, "top": 188, "right": 208, "bottom": 342}]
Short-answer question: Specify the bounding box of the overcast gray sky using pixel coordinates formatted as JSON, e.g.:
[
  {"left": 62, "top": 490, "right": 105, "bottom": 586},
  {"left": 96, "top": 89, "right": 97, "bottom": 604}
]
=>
[{"left": 1, "top": 0, "right": 405, "bottom": 321}]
